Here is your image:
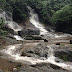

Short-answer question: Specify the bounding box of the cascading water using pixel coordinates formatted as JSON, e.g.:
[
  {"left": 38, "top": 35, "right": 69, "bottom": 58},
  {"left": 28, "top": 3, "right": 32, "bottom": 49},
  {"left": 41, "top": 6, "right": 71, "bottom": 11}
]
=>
[
  {"left": 14, "top": 35, "right": 24, "bottom": 41},
  {"left": 0, "top": 10, "right": 23, "bottom": 32},
  {"left": 0, "top": 10, "right": 24, "bottom": 40},
  {"left": 27, "top": 6, "right": 48, "bottom": 35},
  {"left": 1, "top": 44, "right": 72, "bottom": 71},
  {"left": 47, "top": 45, "right": 55, "bottom": 61},
  {"left": 27, "top": 6, "right": 67, "bottom": 38},
  {"left": 1, "top": 44, "right": 44, "bottom": 65}
]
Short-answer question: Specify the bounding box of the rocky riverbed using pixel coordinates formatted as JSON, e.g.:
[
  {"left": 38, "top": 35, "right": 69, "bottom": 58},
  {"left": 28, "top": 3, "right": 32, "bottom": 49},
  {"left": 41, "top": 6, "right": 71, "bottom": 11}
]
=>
[{"left": 0, "top": 34, "right": 72, "bottom": 72}]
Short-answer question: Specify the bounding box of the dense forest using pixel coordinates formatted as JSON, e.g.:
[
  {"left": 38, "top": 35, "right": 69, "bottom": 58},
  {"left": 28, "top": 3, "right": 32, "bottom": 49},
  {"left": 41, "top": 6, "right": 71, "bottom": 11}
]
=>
[{"left": 0, "top": 0, "right": 72, "bottom": 34}]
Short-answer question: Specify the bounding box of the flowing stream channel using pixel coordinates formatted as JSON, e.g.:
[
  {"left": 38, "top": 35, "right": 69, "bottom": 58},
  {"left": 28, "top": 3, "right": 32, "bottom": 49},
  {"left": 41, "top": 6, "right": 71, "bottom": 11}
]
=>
[{"left": 1, "top": 44, "right": 72, "bottom": 71}]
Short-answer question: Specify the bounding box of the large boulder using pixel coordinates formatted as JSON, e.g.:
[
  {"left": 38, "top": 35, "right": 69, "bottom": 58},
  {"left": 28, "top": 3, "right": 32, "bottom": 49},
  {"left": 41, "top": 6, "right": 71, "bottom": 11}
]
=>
[
  {"left": 18, "top": 22, "right": 40, "bottom": 37},
  {"left": 55, "top": 50, "right": 72, "bottom": 62},
  {"left": 21, "top": 43, "right": 49, "bottom": 59},
  {"left": 0, "top": 69, "right": 3, "bottom": 72},
  {"left": 16, "top": 63, "right": 70, "bottom": 72},
  {"left": 18, "top": 28, "right": 40, "bottom": 37},
  {"left": 24, "top": 35, "right": 43, "bottom": 40}
]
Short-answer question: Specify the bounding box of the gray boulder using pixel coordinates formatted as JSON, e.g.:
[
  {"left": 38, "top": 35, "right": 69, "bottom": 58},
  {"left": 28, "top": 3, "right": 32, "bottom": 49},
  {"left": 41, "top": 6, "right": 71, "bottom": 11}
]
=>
[
  {"left": 24, "top": 35, "right": 43, "bottom": 40},
  {"left": 18, "top": 28, "right": 40, "bottom": 37},
  {"left": 16, "top": 63, "right": 71, "bottom": 72},
  {"left": 0, "top": 69, "right": 3, "bottom": 72},
  {"left": 55, "top": 50, "right": 72, "bottom": 62},
  {"left": 21, "top": 43, "right": 49, "bottom": 59}
]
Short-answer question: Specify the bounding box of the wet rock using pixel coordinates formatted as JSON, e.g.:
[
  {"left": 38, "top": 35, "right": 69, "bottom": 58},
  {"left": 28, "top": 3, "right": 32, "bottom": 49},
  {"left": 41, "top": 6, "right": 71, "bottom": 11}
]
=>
[
  {"left": 40, "top": 35, "right": 44, "bottom": 37},
  {"left": 56, "top": 43, "right": 60, "bottom": 45},
  {"left": 70, "top": 40, "right": 72, "bottom": 44},
  {"left": 24, "top": 35, "right": 33, "bottom": 40},
  {"left": 13, "top": 67, "right": 17, "bottom": 72},
  {"left": 49, "top": 64, "right": 61, "bottom": 70},
  {"left": 17, "top": 63, "right": 70, "bottom": 72},
  {"left": 0, "top": 35, "right": 22, "bottom": 45},
  {"left": 44, "top": 39, "right": 48, "bottom": 42},
  {"left": 2, "top": 26, "right": 16, "bottom": 35},
  {"left": 18, "top": 28, "right": 40, "bottom": 37},
  {"left": 24, "top": 35, "right": 43, "bottom": 40},
  {"left": 0, "top": 69, "right": 3, "bottom": 72},
  {"left": 32, "top": 35, "right": 43, "bottom": 40},
  {"left": 20, "top": 43, "right": 49, "bottom": 59},
  {"left": 21, "top": 43, "right": 49, "bottom": 58},
  {"left": 6, "top": 35, "right": 15, "bottom": 39},
  {"left": 21, "top": 52, "right": 28, "bottom": 56},
  {"left": 55, "top": 50, "right": 72, "bottom": 62},
  {"left": 17, "top": 65, "right": 39, "bottom": 72}
]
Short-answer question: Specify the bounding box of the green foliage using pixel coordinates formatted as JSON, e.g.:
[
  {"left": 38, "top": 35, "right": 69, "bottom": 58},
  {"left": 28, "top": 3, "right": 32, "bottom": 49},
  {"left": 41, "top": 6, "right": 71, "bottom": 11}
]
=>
[
  {"left": 51, "top": 4, "right": 72, "bottom": 33},
  {"left": 0, "top": 30, "right": 8, "bottom": 35},
  {"left": 62, "top": 55, "right": 68, "bottom": 61},
  {"left": 0, "top": 0, "right": 6, "bottom": 9},
  {"left": 0, "top": 18, "right": 4, "bottom": 29},
  {"left": 0, "top": 18, "right": 8, "bottom": 35},
  {"left": 0, "top": 0, "right": 72, "bottom": 33}
]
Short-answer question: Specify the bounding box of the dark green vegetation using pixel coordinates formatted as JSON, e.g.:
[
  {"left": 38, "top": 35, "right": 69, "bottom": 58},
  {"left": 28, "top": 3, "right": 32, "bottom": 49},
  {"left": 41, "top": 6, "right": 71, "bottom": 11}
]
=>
[
  {"left": 0, "top": 0, "right": 72, "bottom": 34},
  {"left": 0, "top": 18, "right": 7, "bottom": 35},
  {"left": 51, "top": 4, "right": 72, "bottom": 33},
  {"left": 55, "top": 50, "right": 72, "bottom": 62}
]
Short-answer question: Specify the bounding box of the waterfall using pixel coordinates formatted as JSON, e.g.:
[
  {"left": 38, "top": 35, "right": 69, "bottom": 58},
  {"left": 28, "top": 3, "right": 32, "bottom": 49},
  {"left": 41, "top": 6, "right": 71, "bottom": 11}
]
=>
[
  {"left": 27, "top": 6, "right": 48, "bottom": 35},
  {"left": 27, "top": 6, "right": 62, "bottom": 38},
  {"left": 47, "top": 45, "right": 55, "bottom": 61},
  {"left": 5, "top": 20, "right": 23, "bottom": 41},
  {"left": 0, "top": 10, "right": 23, "bottom": 32},
  {"left": 0, "top": 10, "right": 24, "bottom": 40}
]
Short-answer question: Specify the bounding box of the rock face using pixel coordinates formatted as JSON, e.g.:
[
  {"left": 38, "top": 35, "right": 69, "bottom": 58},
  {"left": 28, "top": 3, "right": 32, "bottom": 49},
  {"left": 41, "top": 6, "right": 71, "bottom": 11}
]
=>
[
  {"left": 53, "top": 45, "right": 72, "bottom": 62},
  {"left": 44, "top": 39, "right": 48, "bottom": 42},
  {"left": 18, "top": 28, "right": 40, "bottom": 37},
  {"left": 55, "top": 50, "right": 72, "bottom": 62},
  {"left": 18, "top": 21, "right": 40, "bottom": 37},
  {"left": 2, "top": 26, "right": 16, "bottom": 35},
  {"left": 24, "top": 35, "right": 43, "bottom": 40},
  {"left": 21, "top": 43, "right": 48, "bottom": 59},
  {"left": 0, "top": 9, "right": 12, "bottom": 21},
  {"left": 17, "top": 63, "right": 70, "bottom": 72}
]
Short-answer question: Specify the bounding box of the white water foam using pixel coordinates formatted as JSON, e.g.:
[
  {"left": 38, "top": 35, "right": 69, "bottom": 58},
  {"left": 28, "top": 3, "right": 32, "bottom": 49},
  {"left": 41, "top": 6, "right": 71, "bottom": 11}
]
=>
[
  {"left": 5, "top": 21, "right": 22, "bottom": 32},
  {"left": 1, "top": 44, "right": 72, "bottom": 71},
  {"left": 27, "top": 6, "right": 48, "bottom": 35},
  {"left": 14, "top": 35, "right": 24, "bottom": 41}
]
